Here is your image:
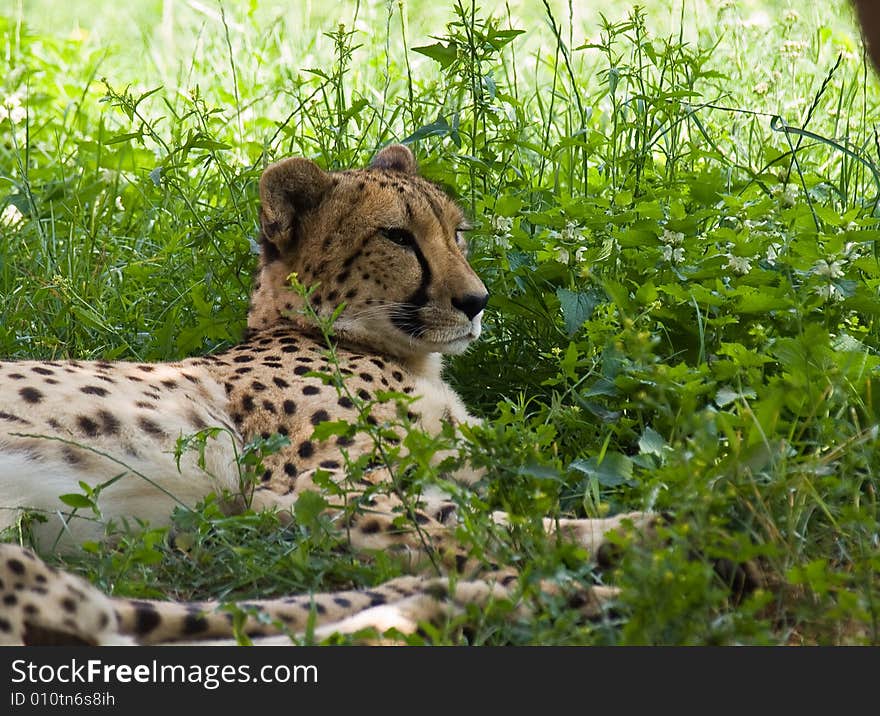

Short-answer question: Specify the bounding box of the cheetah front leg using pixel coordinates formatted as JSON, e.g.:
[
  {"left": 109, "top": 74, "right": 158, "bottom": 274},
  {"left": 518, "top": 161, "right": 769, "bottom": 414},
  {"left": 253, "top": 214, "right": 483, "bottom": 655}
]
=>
[
  {"left": 251, "top": 463, "right": 654, "bottom": 576},
  {"left": 492, "top": 510, "right": 657, "bottom": 556}
]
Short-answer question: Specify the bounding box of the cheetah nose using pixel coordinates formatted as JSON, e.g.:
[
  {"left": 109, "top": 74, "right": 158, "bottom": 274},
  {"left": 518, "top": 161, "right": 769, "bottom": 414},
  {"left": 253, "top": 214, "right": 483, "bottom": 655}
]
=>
[{"left": 452, "top": 292, "right": 489, "bottom": 320}]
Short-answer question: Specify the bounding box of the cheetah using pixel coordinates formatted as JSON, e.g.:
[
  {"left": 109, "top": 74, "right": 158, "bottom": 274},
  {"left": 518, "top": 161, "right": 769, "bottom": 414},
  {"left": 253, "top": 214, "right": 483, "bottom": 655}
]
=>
[{"left": 0, "top": 145, "right": 651, "bottom": 645}]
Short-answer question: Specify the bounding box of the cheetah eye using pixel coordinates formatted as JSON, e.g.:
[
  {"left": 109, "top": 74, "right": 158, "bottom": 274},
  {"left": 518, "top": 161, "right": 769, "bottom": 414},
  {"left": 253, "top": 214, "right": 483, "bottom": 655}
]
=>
[{"left": 380, "top": 227, "right": 417, "bottom": 249}]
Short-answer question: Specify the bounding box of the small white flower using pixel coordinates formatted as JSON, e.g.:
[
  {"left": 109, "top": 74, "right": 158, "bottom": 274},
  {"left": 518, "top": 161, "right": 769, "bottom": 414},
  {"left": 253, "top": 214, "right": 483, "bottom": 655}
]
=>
[
  {"left": 727, "top": 255, "right": 752, "bottom": 275},
  {"left": 780, "top": 40, "right": 808, "bottom": 57},
  {"left": 813, "top": 283, "right": 844, "bottom": 302},
  {"left": 491, "top": 215, "right": 513, "bottom": 236},
  {"left": 555, "top": 246, "right": 570, "bottom": 264},
  {"left": 783, "top": 9, "right": 799, "bottom": 24},
  {"left": 766, "top": 243, "right": 783, "bottom": 264},
  {"left": 0, "top": 92, "right": 25, "bottom": 125},
  {"left": 115, "top": 195, "right": 125, "bottom": 212},
  {"left": 772, "top": 183, "right": 800, "bottom": 207},
  {"left": 661, "top": 245, "right": 685, "bottom": 264},
  {"left": 574, "top": 246, "right": 588, "bottom": 263},
  {"left": 661, "top": 229, "right": 684, "bottom": 245},
  {"left": 811, "top": 259, "right": 844, "bottom": 279},
  {"left": 754, "top": 81, "right": 769, "bottom": 96},
  {"left": 561, "top": 220, "right": 581, "bottom": 243},
  {"left": 1, "top": 204, "right": 23, "bottom": 226},
  {"left": 842, "top": 242, "right": 863, "bottom": 259}
]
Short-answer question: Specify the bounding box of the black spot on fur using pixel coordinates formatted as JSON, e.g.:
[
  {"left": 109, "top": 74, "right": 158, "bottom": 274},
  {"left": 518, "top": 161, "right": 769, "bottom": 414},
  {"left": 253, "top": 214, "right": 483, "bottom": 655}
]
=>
[
  {"left": 19, "top": 387, "right": 43, "bottom": 404},
  {"left": 77, "top": 416, "right": 99, "bottom": 437},
  {"left": 365, "top": 591, "right": 387, "bottom": 607},
  {"left": 61, "top": 445, "right": 82, "bottom": 465},
  {"left": 97, "top": 410, "right": 120, "bottom": 436},
  {"left": 130, "top": 602, "right": 161, "bottom": 634},
  {"left": 138, "top": 417, "right": 165, "bottom": 437},
  {"left": 360, "top": 520, "right": 381, "bottom": 534},
  {"left": 311, "top": 409, "right": 330, "bottom": 425}
]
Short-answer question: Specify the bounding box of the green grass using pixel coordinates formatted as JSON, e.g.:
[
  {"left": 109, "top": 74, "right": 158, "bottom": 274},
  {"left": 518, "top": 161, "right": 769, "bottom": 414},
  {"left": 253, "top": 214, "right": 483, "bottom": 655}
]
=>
[{"left": 2, "top": 0, "right": 880, "bottom": 644}]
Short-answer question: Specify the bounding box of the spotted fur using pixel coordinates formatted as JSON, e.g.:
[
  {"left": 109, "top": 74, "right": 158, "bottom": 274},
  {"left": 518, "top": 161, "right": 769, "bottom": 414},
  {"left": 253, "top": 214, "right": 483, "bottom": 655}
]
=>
[{"left": 0, "top": 146, "right": 650, "bottom": 645}]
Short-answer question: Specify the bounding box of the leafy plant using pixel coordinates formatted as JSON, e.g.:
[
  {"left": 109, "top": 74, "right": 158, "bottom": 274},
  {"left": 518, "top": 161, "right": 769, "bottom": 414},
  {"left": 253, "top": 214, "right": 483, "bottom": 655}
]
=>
[{"left": 2, "top": 0, "right": 880, "bottom": 644}]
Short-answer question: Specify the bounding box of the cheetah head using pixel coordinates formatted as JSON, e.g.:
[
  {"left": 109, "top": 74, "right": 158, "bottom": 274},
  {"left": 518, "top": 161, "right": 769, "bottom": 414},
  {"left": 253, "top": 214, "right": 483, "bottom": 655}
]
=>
[{"left": 249, "top": 145, "right": 489, "bottom": 360}]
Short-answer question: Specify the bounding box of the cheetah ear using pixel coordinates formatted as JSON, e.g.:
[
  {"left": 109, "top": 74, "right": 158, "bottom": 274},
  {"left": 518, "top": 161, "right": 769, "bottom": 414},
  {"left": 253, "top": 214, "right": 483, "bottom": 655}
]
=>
[
  {"left": 259, "top": 157, "right": 333, "bottom": 256},
  {"left": 370, "top": 144, "right": 417, "bottom": 174}
]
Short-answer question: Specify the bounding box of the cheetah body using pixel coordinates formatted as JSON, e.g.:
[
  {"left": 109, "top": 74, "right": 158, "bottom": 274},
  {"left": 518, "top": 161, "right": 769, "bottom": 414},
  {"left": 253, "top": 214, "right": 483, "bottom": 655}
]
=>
[
  {"left": 0, "top": 330, "right": 471, "bottom": 548},
  {"left": 0, "top": 145, "right": 482, "bottom": 548},
  {"left": 0, "top": 146, "right": 649, "bottom": 645}
]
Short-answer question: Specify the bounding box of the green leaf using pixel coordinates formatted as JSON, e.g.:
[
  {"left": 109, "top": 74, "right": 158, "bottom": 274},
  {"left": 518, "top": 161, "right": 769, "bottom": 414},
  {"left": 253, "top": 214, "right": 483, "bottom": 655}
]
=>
[
  {"left": 735, "top": 290, "right": 793, "bottom": 313},
  {"left": 412, "top": 42, "right": 458, "bottom": 68},
  {"left": 294, "top": 490, "right": 329, "bottom": 529},
  {"left": 638, "top": 427, "right": 666, "bottom": 456},
  {"left": 515, "top": 461, "right": 563, "bottom": 481},
  {"left": 556, "top": 288, "right": 599, "bottom": 335},
  {"left": 569, "top": 452, "right": 635, "bottom": 487},
  {"left": 400, "top": 115, "right": 453, "bottom": 144},
  {"left": 105, "top": 131, "right": 143, "bottom": 145},
  {"left": 560, "top": 341, "right": 579, "bottom": 381},
  {"left": 716, "top": 386, "right": 757, "bottom": 407},
  {"left": 310, "top": 420, "right": 353, "bottom": 441},
  {"left": 59, "top": 493, "right": 94, "bottom": 509},
  {"left": 635, "top": 281, "right": 657, "bottom": 305}
]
